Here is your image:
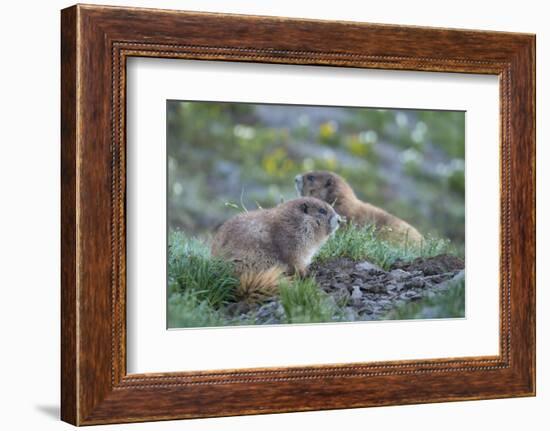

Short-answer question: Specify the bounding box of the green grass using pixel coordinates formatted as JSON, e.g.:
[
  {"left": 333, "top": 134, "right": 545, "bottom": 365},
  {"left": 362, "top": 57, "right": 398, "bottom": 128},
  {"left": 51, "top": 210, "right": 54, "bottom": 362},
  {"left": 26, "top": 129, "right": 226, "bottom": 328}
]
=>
[
  {"left": 168, "top": 291, "right": 225, "bottom": 328},
  {"left": 384, "top": 277, "right": 465, "bottom": 320},
  {"left": 314, "top": 224, "right": 455, "bottom": 270},
  {"left": 279, "top": 277, "right": 339, "bottom": 324},
  {"left": 168, "top": 231, "right": 239, "bottom": 307},
  {"left": 167, "top": 231, "right": 239, "bottom": 328},
  {"left": 167, "top": 228, "right": 463, "bottom": 328}
]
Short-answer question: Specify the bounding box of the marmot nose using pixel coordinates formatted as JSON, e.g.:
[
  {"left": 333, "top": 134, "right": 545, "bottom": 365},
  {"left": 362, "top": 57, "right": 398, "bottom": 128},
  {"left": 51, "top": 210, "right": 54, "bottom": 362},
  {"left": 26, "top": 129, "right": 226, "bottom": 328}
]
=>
[{"left": 294, "top": 174, "right": 301, "bottom": 183}]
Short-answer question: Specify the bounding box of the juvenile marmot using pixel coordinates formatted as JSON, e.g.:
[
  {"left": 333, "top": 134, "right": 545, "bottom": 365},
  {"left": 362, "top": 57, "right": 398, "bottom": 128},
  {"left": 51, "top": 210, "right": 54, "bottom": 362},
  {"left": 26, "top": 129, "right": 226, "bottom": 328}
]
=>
[
  {"left": 211, "top": 197, "right": 342, "bottom": 278},
  {"left": 295, "top": 171, "right": 423, "bottom": 244}
]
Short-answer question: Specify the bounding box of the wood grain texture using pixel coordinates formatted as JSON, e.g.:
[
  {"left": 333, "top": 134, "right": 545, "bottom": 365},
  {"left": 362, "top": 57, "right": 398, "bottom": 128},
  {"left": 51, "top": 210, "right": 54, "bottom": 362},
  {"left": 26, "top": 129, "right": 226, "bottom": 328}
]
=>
[
  {"left": 60, "top": 5, "right": 78, "bottom": 425},
  {"left": 60, "top": 4, "right": 536, "bottom": 425}
]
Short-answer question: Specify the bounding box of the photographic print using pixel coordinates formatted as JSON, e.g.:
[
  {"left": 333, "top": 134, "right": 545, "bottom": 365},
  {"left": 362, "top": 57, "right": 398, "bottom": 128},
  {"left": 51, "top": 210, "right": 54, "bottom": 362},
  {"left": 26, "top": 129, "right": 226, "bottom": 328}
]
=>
[
  {"left": 61, "top": 6, "right": 536, "bottom": 423},
  {"left": 167, "top": 100, "right": 466, "bottom": 329}
]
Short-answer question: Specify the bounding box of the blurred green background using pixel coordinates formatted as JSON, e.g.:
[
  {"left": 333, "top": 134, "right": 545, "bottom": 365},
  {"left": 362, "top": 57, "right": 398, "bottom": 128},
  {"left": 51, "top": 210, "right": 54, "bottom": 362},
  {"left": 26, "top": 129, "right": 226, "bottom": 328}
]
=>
[{"left": 167, "top": 101, "right": 465, "bottom": 244}]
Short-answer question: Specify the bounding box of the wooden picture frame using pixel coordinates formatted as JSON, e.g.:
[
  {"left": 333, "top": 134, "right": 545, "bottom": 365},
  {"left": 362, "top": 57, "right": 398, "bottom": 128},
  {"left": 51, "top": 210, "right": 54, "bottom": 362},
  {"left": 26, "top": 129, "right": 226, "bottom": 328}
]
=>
[{"left": 61, "top": 4, "right": 535, "bottom": 425}]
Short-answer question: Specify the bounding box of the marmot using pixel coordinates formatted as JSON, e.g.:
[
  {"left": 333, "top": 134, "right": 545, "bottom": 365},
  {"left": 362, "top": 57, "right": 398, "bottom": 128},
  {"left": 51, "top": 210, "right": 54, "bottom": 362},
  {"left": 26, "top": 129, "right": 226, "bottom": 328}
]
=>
[
  {"left": 211, "top": 197, "right": 342, "bottom": 278},
  {"left": 295, "top": 171, "right": 423, "bottom": 244}
]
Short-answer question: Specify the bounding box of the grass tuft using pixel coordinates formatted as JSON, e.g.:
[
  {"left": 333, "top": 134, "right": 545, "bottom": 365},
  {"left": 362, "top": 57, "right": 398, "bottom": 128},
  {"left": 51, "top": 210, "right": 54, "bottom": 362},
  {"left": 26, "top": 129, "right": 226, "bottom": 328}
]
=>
[
  {"left": 167, "top": 291, "right": 225, "bottom": 328},
  {"left": 168, "top": 230, "right": 239, "bottom": 308},
  {"left": 279, "top": 277, "right": 339, "bottom": 324},
  {"left": 314, "top": 224, "right": 454, "bottom": 270}
]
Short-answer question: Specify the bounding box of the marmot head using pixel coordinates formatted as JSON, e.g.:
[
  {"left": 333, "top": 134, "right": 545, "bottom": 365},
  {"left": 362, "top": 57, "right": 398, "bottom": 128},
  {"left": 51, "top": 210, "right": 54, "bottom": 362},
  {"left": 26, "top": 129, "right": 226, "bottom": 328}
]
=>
[
  {"left": 295, "top": 171, "right": 356, "bottom": 206},
  {"left": 282, "top": 197, "right": 342, "bottom": 238}
]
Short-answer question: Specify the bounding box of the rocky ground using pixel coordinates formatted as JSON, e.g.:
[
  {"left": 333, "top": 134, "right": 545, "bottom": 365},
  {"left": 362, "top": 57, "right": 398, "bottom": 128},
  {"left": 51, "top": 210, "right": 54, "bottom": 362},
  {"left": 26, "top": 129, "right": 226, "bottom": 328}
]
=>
[
  {"left": 224, "top": 254, "right": 465, "bottom": 325},
  {"left": 311, "top": 254, "right": 464, "bottom": 321}
]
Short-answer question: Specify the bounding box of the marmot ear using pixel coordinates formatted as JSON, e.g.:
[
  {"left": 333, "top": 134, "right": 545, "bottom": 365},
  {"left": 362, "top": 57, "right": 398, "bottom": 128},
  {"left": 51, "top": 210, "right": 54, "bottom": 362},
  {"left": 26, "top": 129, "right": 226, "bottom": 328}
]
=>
[
  {"left": 301, "top": 203, "right": 309, "bottom": 214},
  {"left": 325, "top": 178, "right": 332, "bottom": 187}
]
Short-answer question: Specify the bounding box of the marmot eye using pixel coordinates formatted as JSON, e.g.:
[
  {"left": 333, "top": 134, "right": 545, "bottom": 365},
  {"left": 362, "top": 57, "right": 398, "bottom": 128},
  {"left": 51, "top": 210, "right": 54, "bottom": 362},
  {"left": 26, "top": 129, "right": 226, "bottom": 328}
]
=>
[
  {"left": 319, "top": 208, "right": 327, "bottom": 215},
  {"left": 325, "top": 179, "right": 332, "bottom": 187},
  {"left": 307, "top": 175, "right": 314, "bottom": 181}
]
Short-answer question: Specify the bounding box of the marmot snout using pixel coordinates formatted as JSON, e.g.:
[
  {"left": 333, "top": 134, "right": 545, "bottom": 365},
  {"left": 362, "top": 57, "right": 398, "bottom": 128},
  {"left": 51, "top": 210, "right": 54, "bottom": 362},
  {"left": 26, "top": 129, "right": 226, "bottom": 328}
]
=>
[
  {"left": 295, "top": 170, "right": 423, "bottom": 244},
  {"left": 211, "top": 197, "right": 342, "bottom": 277}
]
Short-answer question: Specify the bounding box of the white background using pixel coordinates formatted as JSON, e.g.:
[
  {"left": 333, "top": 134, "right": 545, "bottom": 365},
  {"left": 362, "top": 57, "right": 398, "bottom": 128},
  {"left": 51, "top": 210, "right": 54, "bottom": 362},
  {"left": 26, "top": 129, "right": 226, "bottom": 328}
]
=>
[
  {"left": 0, "top": 0, "right": 547, "bottom": 430},
  {"left": 127, "top": 59, "right": 499, "bottom": 373}
]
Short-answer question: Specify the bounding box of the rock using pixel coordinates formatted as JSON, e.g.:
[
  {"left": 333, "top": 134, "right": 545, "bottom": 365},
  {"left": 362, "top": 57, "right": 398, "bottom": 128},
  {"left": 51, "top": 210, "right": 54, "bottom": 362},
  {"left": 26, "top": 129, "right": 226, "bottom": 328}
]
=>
[
  {"left": 359, "top": 305, "right": 374, "bottom": 315},
  {"left": 389, "top": 268, "right": 411, "bottom": 280},
  {"left": 254, "top": 300, "right": 285, "bottom": 324},
  {"left": 308, "top": 255, "right": 464, "bottom": 323},
  {"left": 351, "top": 285, "right": 363, "bottom": 300},
  {"left": 377, "top": 299, "right": 393, "bottom": 308},
  {"left": 423, "top": 274, "right": 448, "bottom": 284},
  {"left": 351, "top": 286, "right": 363, "bottom": 299},
  {"left": 391, "top": 254, "right": 465, "bottom": 275},
  {"left": 361, "top": 283, "right": 387, "bottom": 294},
  {"left": 355, "top": 261, "right": 384, "bottom": 273},
  {"left": 225, "top": 301, "right": 251, "bottom": 316},
  {"left": 350, "top": 286, "right": 363, "bottom": 307},
  {"left": 387, "top": 282, "right": 406, "bottom": 293},
  {"left": 330, "top": 288, "right": 351, "bottom": 306},
  {"left": 350, "top": 272, "right": 367, "bottom": 281},
  {"left": 386, "top": 282, "right": 398, "bottom": 291},
  {"left": 343, "top": 307, "right": 358, "bottom": 321},
  {"left": 405, "top": 278, "right": 426, "bottom": 289},
  {"left": 402, "top": 291, "right": 422, "bottom": 300}
]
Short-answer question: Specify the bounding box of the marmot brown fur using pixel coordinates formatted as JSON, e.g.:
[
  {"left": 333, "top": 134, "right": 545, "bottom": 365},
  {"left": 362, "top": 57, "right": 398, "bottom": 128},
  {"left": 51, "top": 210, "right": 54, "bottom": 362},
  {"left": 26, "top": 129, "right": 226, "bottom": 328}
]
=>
[
  {"left": 295, "top": 171, "right": 423, "bottom": 244},
  {"left": 211, "top": 197, "right": 342, "bottom": 278}
]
